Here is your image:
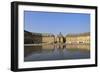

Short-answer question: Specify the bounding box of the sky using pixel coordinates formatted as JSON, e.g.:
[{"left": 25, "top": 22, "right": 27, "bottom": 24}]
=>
[{"left": 24, "top": 11, "right": 90, "bottom": 35}]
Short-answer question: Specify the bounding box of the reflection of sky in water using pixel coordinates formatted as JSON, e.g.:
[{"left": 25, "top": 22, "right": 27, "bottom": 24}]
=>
[{"left": 24, "top": 44, "right": 90, "bottom": 62}]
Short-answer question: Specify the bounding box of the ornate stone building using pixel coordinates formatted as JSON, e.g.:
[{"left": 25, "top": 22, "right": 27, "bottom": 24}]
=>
[
  {"left": 66, "top": 32, "right": 90, "bottom": 44},
  {"left": 25, "top": 30, "right": 90, "bottom": 45},
  {"left": 55, "top": 32, "right": 65, "bottom": 43}
]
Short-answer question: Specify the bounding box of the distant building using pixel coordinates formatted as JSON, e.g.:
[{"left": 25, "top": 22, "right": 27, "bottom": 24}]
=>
[
  {"left": 66, "top": 32, "right": 90, "bottom": 44},
  {"left": 24, "top": 30, "right": 55, "bottom": 44},
  {"left": 56, "top": 32, "right": 65, "bottom": 43},
  {"left": 25, "top": 30, "right": 90, "bottom": 44},
  {"left": 42, "top": 33, "right": 55, "bottom": 44}
]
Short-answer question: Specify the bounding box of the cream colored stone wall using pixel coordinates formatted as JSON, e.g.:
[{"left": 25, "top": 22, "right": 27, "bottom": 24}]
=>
[
  {"left": 77, "top": 36, "right": 90, "bottom": 44},
  {"left": 55, "top": 37, "right": 64, "bottom": 43},
  {"left": 66, "top": 36, "right": 77, "bottom": 44},
  {"left": 42, "top": 36, "right": 55, "bottom": 43},
  {"left": 66, "top": 33, "right": 90, "bottom": 44},
  {"left": 56, "top": 37, "right": 59, "bottom": 43}
]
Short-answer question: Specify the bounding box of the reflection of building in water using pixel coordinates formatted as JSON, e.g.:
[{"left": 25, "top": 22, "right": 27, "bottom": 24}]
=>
[
  {"left": 66, "top": 44, "right": 90, "bottom": 50},
  {"left": 42, "top": 44, "right": 54, "bottom": 50},
  {"left": 66, "top": 32, "right": 90, "bottom": 44}
]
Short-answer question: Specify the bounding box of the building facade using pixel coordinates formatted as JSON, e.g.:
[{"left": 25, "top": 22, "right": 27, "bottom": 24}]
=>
[
  {"left": 42, "top": 33, "right": 55, "bottom": 44},
  {"left": 66, "top": 32, "right": 90, "bottom": 44},
  {"left": 25, "top": 30, "right": 90, "bottom": 45},
  {"left": 55, "top": 32, "right": 65, "bottom": 43},
  {"left": 24, "top": 30, "right": 55, "bottom": 44}
]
